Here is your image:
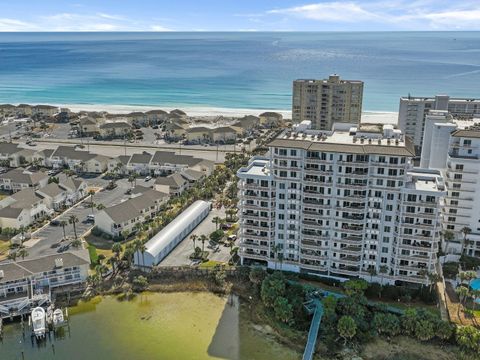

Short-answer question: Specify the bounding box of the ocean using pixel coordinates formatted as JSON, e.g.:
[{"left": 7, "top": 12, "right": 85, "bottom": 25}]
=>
[{"left": 0, "top": 32, "right": 479, "bottom": 114}]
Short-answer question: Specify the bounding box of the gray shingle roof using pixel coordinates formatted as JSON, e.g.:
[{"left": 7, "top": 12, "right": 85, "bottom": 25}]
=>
[
  {"left": 36, "top": 183, "right": 64, "bottom": 198},
  {"left": 451, "top": 129, "right": 480, "bottom": 139},
  {"left": 0, "top": 142, "right": 21, "bottom": 155},
  {"left": 52, "top": 146, "right": 95, "bottom": 161},
  {"left": 155, "top": 173, "right": 187, "bottom": 188},
  {"left": 0, "top": 169, "right": 48, "bottom": 185},
  {"left": 0, "top": 252, "right": 90, "bottom": 283},
  {"left": 129, "top": 152, "right": 152, "bottom": 164},
  {"left": 99, "top": 122, "right": 131, "bottom": 130},
  {"left": 103, "top": 190, "right": 167, "bottom": 223},
  {"left": 0, "top": 206, "right": 23, "bottom": 219}
]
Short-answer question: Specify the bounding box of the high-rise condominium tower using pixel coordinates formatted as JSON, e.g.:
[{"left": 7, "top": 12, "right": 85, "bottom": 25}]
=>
[
  {"left": 292, "top": 74, "right": 364, "bottom": 130},
  {"left": 237, "top": 122, "right": 444, "bottom": 286}
]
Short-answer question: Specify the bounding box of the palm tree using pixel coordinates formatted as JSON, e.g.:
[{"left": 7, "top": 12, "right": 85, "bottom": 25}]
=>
[
  {"left": 212, "top": 216, "right": 222, "bottom": 230},
  {"left": 7, "top": 252, "right": 17, "bottom": 262},
  {"left": 191, "top": 234, "right": 198, "bottom": 251},
  {"left": 379, "top": 265, "right": 388, "bottom": 287},
  {"left": 134, "top": 239, "right": 147, "bottom": 269},
  {"left": 60, "top": 220, "right": 67, "bottom": 240},
  {"left": 128, "top": 174, "right": 137, "bottom": 188},
  {"left": 460, "top": 227, "right": 471, "bottom": 256},
  {"left": 367, "top": 267, "right": 377, "bottom": 282},
  {"left": 442, "top": 230, "right": 455, "bottom": 257},
  {"left": 96, "top": 204, "right": 106, "bottom": 211},
  {"left": 71, "top": 238, "right": 82, "bottom": 249},
  {"left": 200, "top": 235, "right": 207, "bottom": 256},
  {"left": 112, "top": 243, "right": 123, "bottom": 259},
  {"left": 88, "top": 189, "right": 95, "bottom": 214},
  {"left": 69, "top": 215, "right": 79, "bottom": 239},
  {"left": 278, "top": 252, "right": 284, "bottom": 271},
  {"left": 17, "top": 248, "right": 29, "bottom": 260}
]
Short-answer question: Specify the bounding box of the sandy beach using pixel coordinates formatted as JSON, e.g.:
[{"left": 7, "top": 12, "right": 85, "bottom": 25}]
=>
[{"left": 25, "top": 103, "right": 399, "bottom": 125}]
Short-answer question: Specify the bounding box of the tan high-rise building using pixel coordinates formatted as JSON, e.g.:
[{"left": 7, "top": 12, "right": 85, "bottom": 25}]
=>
[{"left": 292, "top": 74, "right": 364, "bottom": 130}]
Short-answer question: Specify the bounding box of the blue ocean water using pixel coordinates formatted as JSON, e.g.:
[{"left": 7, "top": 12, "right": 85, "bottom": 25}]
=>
[{"left": 0, "top": 32, "right": 479, "bottom": 112}]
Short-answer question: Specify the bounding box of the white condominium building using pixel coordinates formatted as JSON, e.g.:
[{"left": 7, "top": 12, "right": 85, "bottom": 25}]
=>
[
  {"left": 398, "top": 95, "right": 480, "bottom": 155},
  {"left": 441, "top": 126, "right": 480, "bottom": 258},
  {"left": 237, "top": 122, "right": 445, "bottom": 285},
  {"left": 292, "top": 75, "right": 363, "bottom": 130}
]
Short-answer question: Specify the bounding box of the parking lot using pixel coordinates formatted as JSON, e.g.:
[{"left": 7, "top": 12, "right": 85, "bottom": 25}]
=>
[{"left": 23, "top": 177, "right": 134, "bottom": 259}]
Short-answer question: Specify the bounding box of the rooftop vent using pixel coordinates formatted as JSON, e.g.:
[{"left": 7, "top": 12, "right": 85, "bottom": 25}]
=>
[
  {"left": 378, "top": 139, "right": 382, "bottom": 145},
  {"left": 55, "top": 258, "right": 63, "bottom": 268},
  {"left": 368, "top": 139, "right": 372, "bottom": 144},
  {"left": 360, "top": 138, "right": 364, "bottom": 144},
  {"left": 0, "top": 270, "right": 4, "bottom": 279}
]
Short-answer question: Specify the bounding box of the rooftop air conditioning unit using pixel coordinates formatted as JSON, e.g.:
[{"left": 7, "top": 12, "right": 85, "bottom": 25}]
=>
[{"left": 55, "top": 258, "right": 64, "bottom": 268}]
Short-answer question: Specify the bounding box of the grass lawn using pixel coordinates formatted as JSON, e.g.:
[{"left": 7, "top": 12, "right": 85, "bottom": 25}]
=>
[
  {"left": 199, "top": 260, "right": 227, "bottom": 268},
  {"left": 0, "top": 240, "right": 10, "bottom": 261}
]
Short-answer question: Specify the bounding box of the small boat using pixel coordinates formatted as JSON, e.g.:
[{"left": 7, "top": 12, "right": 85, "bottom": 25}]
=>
[
  {"left": 31, "top": 307, "right": 46, "bottom": 339},
  {"left": 52, "top": 309, "right": 65, "bottom": 327}
]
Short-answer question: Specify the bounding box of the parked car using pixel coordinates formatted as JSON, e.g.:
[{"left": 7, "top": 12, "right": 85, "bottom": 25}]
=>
[
  {"left": 145, "top": 176, "right": 152, "bottom": 181},
  {"left": 228, "top": 234, "right": 237, "bottom": 241},
  {"left": 86, "top": 214, "right": 95, "bottom": 223},
  {"left": 221, "top": 223, "right": 233, "bottom": 230},
  {"left": 50, "top": 219, "right": 60, "bottom": 226}
]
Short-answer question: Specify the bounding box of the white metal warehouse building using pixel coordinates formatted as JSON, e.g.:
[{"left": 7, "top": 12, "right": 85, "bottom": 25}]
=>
[{"left": 134, "top": 200, "right": 211, "bottom": 268}]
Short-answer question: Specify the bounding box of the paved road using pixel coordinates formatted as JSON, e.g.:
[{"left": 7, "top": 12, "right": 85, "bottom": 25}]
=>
[
  {"left": 159, "top": 207, "right": 234, "bottom": 266},
  {"left": 24, "top": 178, "right": 132, "bottom": 259}
]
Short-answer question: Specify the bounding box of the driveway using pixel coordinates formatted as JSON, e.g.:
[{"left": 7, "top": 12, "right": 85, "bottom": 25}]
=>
[
  {"left": 23, "top": 177, "right": 131, "bottom": 259},
  {"left": 159, "top": 207, "right": 234, "bottom": 266}
]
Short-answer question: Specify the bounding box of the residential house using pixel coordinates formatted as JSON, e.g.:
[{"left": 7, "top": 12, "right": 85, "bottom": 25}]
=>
[
  {"left": 78, "top": 117, "right": 99, "bottom": 136},
  {"left": 84, "top": 155, "right": 110, "bottom": 174},
  {"left": 0, "top": 188, "right": 52, "bottom": 228},
  {"left": 99, "top": 122, "right": 131, "bottom": 138},
  {"left": 165, "top": 122, "right": 187, "bottom": 140},
  {"left": 32, "top": 105, "right": 58, "bottom": 118},
  {"left": 259, "top": 112, "right": 283, "bottom": 127},
  {"left": 127, "top": 152, "right": 153, "bottom": 175},
  {"left": 0, "top": 143, "right": 34, "bottom": 167},
  {"left": 95, "top": 188, "right": 168, "bottom": 237},
  {"left": 154, "top": 173, "right": 189, "bottom": 196},
  {"left": 145, "top": 110, "right": 168, "bottom": 124},
  {"left": 50, "top": 146, "right": 94, "bottom": 172},
  {"left": 0, "top": 169, "right": 49, "bottom": 193},
  {"left": 186, "top": 127, "right": 211, "bottom": 143},
  {"left": 107, "top": 155, "right": 130, "bottom": 175},
  {"left": 16, "top": 104, "right": 32, "bottom": 117},
  {"left": 233, "top": 115, "right": 260, "bottom": 132},
  {"left": 126, "top": 112, "right": 147, "bottom": 126},
  {"left": 35, "top": 183, "right": 69, "bottom": 210},
  {"left": 0, "top": 104, "right": 16, "bottom": 117},
  {"left": 0, "top": 252, "right": 90, "bottom": 315},
  {"left": 31, "top": 149, "right": 54, "bottom": 168},
  {"left": 57, "top": 175, "right": 87, "bottom": 204},
  {"left": 211, "top": 126, "right": 238, "bottom": 143}
]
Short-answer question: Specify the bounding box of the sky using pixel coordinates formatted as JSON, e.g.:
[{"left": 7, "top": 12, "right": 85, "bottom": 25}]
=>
[{"left": 0, "top": 0, "right": 479, "bottom": 32}]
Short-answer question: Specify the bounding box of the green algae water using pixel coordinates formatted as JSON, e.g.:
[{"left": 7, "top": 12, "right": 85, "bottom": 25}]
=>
[{"left": 0, "top": 292, "right": 299, "bottom": 360}]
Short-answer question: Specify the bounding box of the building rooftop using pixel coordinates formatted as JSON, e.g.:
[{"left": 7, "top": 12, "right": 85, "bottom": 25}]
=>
[
  {"left": 103, "top": 190, "right": 167, "bottom": 224},
  {"left": 143, "top": 200, "right": 210, "bottom": 260},
  {"left": 0, "top": 252, "right": 90, "bottom": 284},
  {"left": 129, "top": 152, "right": 152, "bottom": 164},
  {"left": 0, "top": 169, "right": 48, "bottom": 185},
  {"left": 155, "top": 173, "right": 187, "bottom": 188},
  {"left": 268, "top": 125, "right": 415, "bottom": 157}
]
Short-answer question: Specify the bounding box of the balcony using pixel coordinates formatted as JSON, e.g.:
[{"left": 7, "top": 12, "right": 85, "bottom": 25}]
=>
[
  {"left": 242, "top": 232, "right": 272, "bottom": 240},
  {"left": 240, "top": 250, "right": 268, "bottom": 261},
  {"left": 242, "top": 241, "right": 270, "bottom": 250},
  {"left": 303, "top": 199, "right": 330, "bottom": 209},
  {"left": 337, "top": 246, "right": 362, "bottom": 255},
  {"left": 337, "top": 256, "right": 362, "bottom": 266},
  {"left": 301, "top": 239, "right": 329, "bottom": 250}
]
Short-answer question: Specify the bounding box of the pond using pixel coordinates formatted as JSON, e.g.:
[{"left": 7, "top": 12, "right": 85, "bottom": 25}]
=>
[{"left": 0, "top": 292, "right": 300, "bottom": 360}]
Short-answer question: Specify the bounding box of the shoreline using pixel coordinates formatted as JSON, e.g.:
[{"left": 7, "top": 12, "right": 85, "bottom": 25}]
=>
[{"left": 8, "top": 102, "right": 399, "bottom": 124}]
